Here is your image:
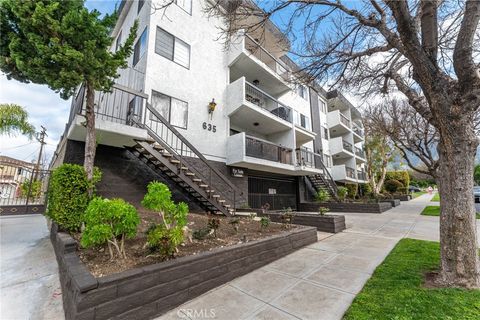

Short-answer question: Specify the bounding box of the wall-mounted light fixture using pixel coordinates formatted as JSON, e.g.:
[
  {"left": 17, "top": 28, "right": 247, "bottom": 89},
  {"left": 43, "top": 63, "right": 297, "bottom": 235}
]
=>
[{"left": 208, "top": 98, "right": 217, "bottom": 120}]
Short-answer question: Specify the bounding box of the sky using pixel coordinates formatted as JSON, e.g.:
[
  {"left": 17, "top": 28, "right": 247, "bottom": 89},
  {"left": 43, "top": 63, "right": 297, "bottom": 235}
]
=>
[{"left": 0, "top": 1, "right": 119, "bottom": 166}]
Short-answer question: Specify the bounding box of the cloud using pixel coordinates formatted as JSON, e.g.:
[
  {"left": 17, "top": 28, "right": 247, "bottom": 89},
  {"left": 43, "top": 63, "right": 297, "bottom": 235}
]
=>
[{"left": 0, "top": 75, "right": 71, "bottom": 166}]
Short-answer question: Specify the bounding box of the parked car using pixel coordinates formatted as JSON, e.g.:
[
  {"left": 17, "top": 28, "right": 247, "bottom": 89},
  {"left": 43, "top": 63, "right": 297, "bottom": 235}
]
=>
[
  {"left": 408, "top": 186, "right": 421, "bottom": 193},
  {"left": 474, "top": 186, "right": 480, "bottom": 203}
]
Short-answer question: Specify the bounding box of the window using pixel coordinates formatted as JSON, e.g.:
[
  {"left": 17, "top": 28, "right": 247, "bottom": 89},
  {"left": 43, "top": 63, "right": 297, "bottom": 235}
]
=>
[
  {"left": 17, "top": 168, "right": 22, "bottom": 175},
  {"left": 318, "top": 98, "right": 327, "bottom": 114},
  {"left": 297, "top": 85, "right": 308, "bottom": 100},
  {"left": 138, "top": 0, "right": 145, "bottom": 13},
  {"left": 155, "top": 27, "right": 191, "bottom": 68},
  {"left": 133, "top": 28, "right": 147, "bottom": 66},
  {"left": 294, "top": 111, "right": 311, "bottom": 130},
  {"left": 115, "top": 30, "right": 122, "bottom": 52},
  {"left": 322, "top": 126, "right": 329, "bottom": 139},
  {"left": 175, "top": 0, "right": 192, "bottom": 14},
  {"left": 151, "top": 90, "right": 188, "bottom": 129}
]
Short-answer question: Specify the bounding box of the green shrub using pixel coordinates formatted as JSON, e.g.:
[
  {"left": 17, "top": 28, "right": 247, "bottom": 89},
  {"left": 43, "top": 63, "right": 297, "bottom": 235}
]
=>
[
  {"left": 141, "top": 182, "right": 188, "bottom": 256},
  {"left": 337, "top": 187, "right": 348, "bottom": 201},
  {"left": 192, "top": 227, "right": 211, "bottom": 240},
  {"left": 384, "top": 179, "right": 404, "bottom": 193},
  {"left": 229, "top": 217, "right": 240, "bottom": 233},
  {"left": 397, "top": 187, "right": 408, "bottom": 194},
  {"left": 260, "top": 216, "right": 270, "bottom": 229},
  {"left": 46, "top": 164, "right": 101, "bottom": 232},
  {"left": 280, "top": 207, "right": 295, "bottom": 229},
  {"left": 81, "top": 197, "right": 139, "bottom": 259},
  {"left": 318, "top": 207, "right": 330, "bottom": 215},
  {"left": 385, "top": 171, "right": 410, "bottom": 188},
  {"left": 345, "top": 183, "right": 358, "bottom": 199},
  {"left": 20, "top": 179, "right": 42, "bottom": 199},
  {"left": 315, "top": 189, "right": 331, "bottom": 203},
  {"left": 146, "top": 224, "right": 184, "bottom": 258},
  {"left": 359, "top": 183, "right": 373, "bottom": 196},
  {"left": 207, "top": 217, "right": 221, "bottom": 238}
]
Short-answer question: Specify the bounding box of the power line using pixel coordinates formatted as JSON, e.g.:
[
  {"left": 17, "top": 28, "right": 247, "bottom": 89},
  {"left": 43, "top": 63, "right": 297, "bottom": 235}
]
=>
[{"left": 1, "top": 142, "right": 36, "bottom": 150}]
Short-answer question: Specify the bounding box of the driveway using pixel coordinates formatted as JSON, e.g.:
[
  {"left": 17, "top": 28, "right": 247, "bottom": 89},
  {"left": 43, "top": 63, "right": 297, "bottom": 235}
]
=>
[{"left": 0, "top": 215, "right": 64, "bottom": 320}]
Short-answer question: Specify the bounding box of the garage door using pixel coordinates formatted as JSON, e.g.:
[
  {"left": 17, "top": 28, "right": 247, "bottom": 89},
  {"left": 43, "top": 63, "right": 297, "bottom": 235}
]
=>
[{"left": 248, "top": 176, "right": 297, "bottom": 210}]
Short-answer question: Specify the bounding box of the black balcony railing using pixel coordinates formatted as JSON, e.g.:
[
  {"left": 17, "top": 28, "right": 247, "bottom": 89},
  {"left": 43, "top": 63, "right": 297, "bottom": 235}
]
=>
[
  {"left": 357, "top": 170, "right": 367, "bottom": 181},
  {"left": 343, "top": 140, "right": 354, "bottom": 153},
  {"left": 346, "top": 167, "right": 356, "bottom": 179},
  {"left": 340, "top": 113, "right": 351, "bottom": 127},
  {"left": 245, "top": 136, "right": 292, "bottom": 164},
  {"left": 353, "top": 124, "right": 364, "bottom": 137},
  {"left": 245, "top": 82, "right": 292, "bottom": 122},
  {"left": 295, "top": 148, "right": 316, "bottom": 168},
  {"left": 355, "top": 147, "right": 365, "bottom": 158}
]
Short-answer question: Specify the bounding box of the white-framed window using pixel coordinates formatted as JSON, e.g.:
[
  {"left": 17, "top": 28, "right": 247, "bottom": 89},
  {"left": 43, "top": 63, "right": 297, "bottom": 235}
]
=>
[
  {"left": 294, "top": 111, "right": 311, "bottom": 131},
  {"left": 151, "top": 90, "right": 188, "bottom": 129},
  {"left": 297, "top": 84, "right": 308, "bottom": 100},
  {"left": 175, "top": 0, "right": 192, "bottom": 14},
  {"left": 115, "top": 30, "right": 122, "bottom": 52},
  {"left": 155, "top": 27, "right": 191, "bottom": 68},
  {"left": 318, "top": 98, "right": 327, "bottom": 114},
  {"left": 133, "top": 27, "right": 148, "bottom": 66}
]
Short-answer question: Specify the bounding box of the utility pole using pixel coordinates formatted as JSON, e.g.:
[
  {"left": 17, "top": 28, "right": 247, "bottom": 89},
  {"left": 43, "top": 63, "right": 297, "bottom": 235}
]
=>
[
  {"left": 33, "top": 126, "right": 47, "bottom": 181},
  {"left": 25, "top": 126, "right": 47, "bottom": 214}
]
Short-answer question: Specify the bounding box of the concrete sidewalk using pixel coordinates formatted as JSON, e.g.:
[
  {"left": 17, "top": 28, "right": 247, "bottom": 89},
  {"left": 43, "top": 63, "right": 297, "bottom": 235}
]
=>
[
  {"left": 0, "top": 214, "right": 64, "bottom": 320},
  {"left": 157, "top": 194, "right": 479, "bottom": 320}
]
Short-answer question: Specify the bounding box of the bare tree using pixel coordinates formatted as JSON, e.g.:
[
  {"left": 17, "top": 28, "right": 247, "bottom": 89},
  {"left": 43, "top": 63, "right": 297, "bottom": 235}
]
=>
[
  {"left": 207, "top": 0, "right": 480, "bottom": 288},
  {"left": 366, "top": 99, "right": 439, "bottom": 178}
]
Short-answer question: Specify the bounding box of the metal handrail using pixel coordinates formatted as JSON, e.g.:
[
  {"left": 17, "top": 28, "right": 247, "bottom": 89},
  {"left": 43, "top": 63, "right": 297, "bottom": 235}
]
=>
[
  {"left": 141, "top": 103, "right": 242, "bottom": 208},
  {"left": 296, "top": 148, "right": 338, "bottom": 195}
]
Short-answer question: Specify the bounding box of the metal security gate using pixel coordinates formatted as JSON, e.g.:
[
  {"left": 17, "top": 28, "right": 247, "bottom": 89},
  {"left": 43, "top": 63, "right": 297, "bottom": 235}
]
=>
[
  {"left": 248, "top": 175, "right": 297, "bottom": 210},
  {"left": 0, "top": 158, "right": 50, "bottom": 215}
]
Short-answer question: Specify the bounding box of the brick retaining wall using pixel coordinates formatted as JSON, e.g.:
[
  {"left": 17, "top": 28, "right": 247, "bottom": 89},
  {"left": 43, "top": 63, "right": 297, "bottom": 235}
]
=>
[{"left": 50, "top": 223, "right": 317, "bottom": 320}]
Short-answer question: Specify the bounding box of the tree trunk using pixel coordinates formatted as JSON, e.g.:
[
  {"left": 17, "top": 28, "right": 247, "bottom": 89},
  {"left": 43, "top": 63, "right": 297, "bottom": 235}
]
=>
[
  {"left": 84, "top": 82, "right": 97, "bottom": 188},
  {"left": 436, "top": 119, "right": 480, "bottom": 288}
]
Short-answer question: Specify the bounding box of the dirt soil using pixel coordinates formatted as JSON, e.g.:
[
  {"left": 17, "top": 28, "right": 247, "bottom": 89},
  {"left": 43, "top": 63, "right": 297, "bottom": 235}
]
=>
[{"left": 75, "top": 211, "right": 297, "bottom": 277}]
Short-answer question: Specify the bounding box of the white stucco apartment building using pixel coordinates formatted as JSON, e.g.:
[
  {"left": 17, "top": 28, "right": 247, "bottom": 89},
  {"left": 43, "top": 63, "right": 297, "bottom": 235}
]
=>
[{"left": 52, "top": 0, "right": 366, "bottom": 212}]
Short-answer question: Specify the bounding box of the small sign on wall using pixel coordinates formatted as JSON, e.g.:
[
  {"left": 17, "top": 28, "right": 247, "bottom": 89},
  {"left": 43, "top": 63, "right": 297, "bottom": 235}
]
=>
[
  {"left": 268, "top": 188, "right": 277, "bottom": 195},
  {"left": 231, "top": 167, "right": 245, "bottom": 178}
]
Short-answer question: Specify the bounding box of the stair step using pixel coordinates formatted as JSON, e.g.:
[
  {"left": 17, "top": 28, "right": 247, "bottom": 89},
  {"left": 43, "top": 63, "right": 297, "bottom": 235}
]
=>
[
  {"left": 180, "top": 166, "right": 188, "bottom": 170},
  {"left": 199, "top": 184, "right": 209, "bottom": 188},
  {"left": 218, "top": 200, "right": 226, "bottom": 203},
  {"left": 162, "top": 153, "right": 173, "bottom": 157},
  {"left": 185, "top": 172, "right": 195, "bottom": 176},
  {"left": 206, "top": 190, "right": 214, "bottom": 193},
  {"left": 212, "top": 195, "right": 220, "bottom": 198},
  {"left": 224, "top": 204, "right": 231, "bottom": 208},
  {"left": 153, "top": 144, "right": 164, "bottom": 151},
  {"left": 170, "top": 159, "right": 180, "bottom": 164},
  {"left": 144, "top": 137, "right": 155, "bottom": 143},
  {"left": 193, "top": 178, "right": 202, "bottom": 182}
]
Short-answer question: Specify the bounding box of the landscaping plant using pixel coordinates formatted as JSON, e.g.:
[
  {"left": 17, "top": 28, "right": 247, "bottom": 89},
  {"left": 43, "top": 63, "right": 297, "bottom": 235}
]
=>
[
  {"left": 259, "top": 216, "right": 270, "bottom": 230},
  {"left": 141, "top": 182, "right": 189, "bottom": 256},
  {"left": 384, "top": 179, "right": 404, "bottom": 194},
  {"left": 229, "top": 218, "right": 240, "bottom": 233},
  {"left": 20, "top": 179, "right": 42, "bottom": 199},
  {"left": 315, "top": 189, "right": 331, "bottom": 203},
  {"left": 81, "top": 197, "right": 139, "bottom": 259},
  {"left": 345, "top": 183, "right": 358, "bottom": 199},
  {"left": 318, "top": 207, "right": 330, "bottom": 216},
  {"left": 207, "top": 217, "right": 220, "bottom": 238},
  {"left": 46, "top": 164, "right": 101, "bottom": 232},
  {"left": 337, "top": 187, "right": 348, "bottom": 202},
  {"left": 280, "top": 207, "right": 295, "bottom": 229}
]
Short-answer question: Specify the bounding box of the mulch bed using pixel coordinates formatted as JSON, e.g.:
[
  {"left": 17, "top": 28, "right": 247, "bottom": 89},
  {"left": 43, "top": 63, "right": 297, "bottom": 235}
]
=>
[{"left": 73, "top": 211, "right": 295, "bottom": 277}]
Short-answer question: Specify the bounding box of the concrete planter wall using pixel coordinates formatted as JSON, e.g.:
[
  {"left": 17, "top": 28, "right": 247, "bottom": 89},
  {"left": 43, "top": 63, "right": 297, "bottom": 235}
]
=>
[
  {"left": 260, "top": 212, "right": 346, "bottom": 233},
  {"left": 299, "top": 201, "right": 392, "bottom": 214},
  {"left": 50, "top": 223, "right": 317, "bottom": 320},
  {"left": 380, "top": 199, "right": 401, "bottom": 207}
]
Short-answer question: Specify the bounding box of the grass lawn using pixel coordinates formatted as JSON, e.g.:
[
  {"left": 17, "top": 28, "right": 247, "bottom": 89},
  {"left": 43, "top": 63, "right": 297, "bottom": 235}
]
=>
[
  {"left": 421, "top": 205, "right": 480, "bottom": 219},
  {"left": 431, "top": 193, "right": 440, "bottom": 201},
  {"left": 343, "top": 239, "right": 480, "bottom": 320},
  {"left": 412, "top": 191, "right": 427, "bottom": 198}
]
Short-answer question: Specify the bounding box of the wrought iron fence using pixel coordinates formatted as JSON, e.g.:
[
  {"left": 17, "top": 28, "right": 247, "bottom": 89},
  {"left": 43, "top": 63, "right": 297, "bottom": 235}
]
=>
[
  {"left": 0, "top": 159, "right": 50, "bottom": 215},
  {"left": 346, "top": 166, "right": 356, "bottom": 179}
]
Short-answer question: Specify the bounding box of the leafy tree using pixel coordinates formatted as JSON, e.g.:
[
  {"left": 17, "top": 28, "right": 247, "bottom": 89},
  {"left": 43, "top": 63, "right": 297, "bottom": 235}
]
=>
[
  {"left": 0, "top": 0, "right": 138, "bottom": 183},
  {"left": 208, "top": 0, "right": 480, "bottom": 288},
  {"left": 81, "top": 197, "right": 140, "bottom": 259},
  {"left": 474, "top": 164, "right": 480, "bottom": 186},
  {"left": 0, "top": 103, "right": 35, "bottom": 138}
]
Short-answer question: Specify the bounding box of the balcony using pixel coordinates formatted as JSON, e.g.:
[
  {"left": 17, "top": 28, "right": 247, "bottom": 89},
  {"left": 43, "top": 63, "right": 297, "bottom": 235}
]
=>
[
  {"left": 66, "top": 70, "right": 149, "bottom": 147},
  {"left": 227, "top": 77, "right": 293, "bottom": 135},
  {"left": 327, "top": 110, "right": 351, "bottom": 138},
  {"left": 227, "top": 133, "right": 299, "bottom": 174},
  {"left": 355, "top": 146, "right": 366, "bottom": 162},
  {"left": 229, "top": 33, "right": 291, "bottom": 96},
  {"left": 329, "top": 137, "right": 355, "bottom": 159},
  {"left": 357, "top": 170, "right": 367, "bottom": 182},
  {"left": 352, "top": 123, "right": 364, "bottom": 142},
  {"left": 294, "top": 148, "right": 328, "bottom": 175},
  {"left": 331, "top": 164, "right": 358, "bottom": 182}
]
